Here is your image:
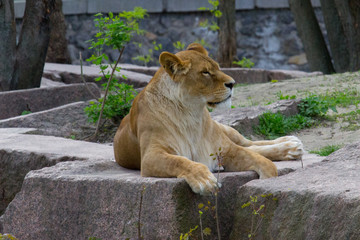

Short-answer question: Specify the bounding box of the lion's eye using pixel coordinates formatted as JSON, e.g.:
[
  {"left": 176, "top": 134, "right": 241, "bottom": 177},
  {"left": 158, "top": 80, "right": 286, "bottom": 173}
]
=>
[{"left": 202, "top": 71, "right": 211, "bottom": 76}]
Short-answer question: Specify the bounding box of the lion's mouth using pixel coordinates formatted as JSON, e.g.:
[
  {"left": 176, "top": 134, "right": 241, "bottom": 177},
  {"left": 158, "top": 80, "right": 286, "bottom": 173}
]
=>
[{"left": 207, "top": 95, "right": 232, "bottom": 107}]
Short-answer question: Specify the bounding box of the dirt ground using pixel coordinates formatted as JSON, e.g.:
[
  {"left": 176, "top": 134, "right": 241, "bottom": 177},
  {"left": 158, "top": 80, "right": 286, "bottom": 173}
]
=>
[{"left": 231, "top": 71, "right": 360, "bottom": 151}]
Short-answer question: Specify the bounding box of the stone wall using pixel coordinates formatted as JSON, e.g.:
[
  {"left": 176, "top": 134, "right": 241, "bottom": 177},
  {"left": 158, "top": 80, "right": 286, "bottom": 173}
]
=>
[{"left": 14, "top": 0, "right": 328, "bottom": 71}]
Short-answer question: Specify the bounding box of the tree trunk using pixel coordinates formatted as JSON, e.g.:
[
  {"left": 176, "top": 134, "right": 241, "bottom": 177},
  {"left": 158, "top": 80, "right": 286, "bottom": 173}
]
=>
[
  {"left": 289, "top": 0, "right": 335, "bottom": 73},
  {"left": 334, "top": 0, "right": 360, "bottom": 71},
  {"left": 0, "top": 0, "right": 16, "bottom": 91},
  {"left": 46, "top": 0, "right": 71, "bottom": 64},
  {"left": 10, "top": 0, "right": 56, "bottom": 90},
  {"left": 217, "top": 0, "right": 236, "bottom": 68},
  {"left": 320, "top": 0, "right": 350, "bottom": 72}
]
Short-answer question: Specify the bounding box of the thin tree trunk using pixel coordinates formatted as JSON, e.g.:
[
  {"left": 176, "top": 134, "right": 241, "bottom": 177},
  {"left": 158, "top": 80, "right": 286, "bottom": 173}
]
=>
[
  {"left": 334, "top": 0, "right": 360, "bottom": 71},
  {"left": 320, "top": 0, "right": 350, "bottom": 72},
  {"left": 0, "top": 0, "right": 16, "bottom": 91},
  {"left": 289, "top": 0, "right": 335, "bottom": 74},
  {"left": 217, "top": 0, "right": 236, "bottom": 68},
  {"left": 46, "top": 0, "right": 71, "bottom": 64},
  {"left": 11, "top": 0, "right": 56, "bottom": 90}
]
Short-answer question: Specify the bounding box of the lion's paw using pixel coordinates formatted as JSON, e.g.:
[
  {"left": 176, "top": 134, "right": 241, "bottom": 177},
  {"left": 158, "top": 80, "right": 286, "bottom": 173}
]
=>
[
  {"left": 180, "top": 163, "right": 219, "bottom": 196},
  {"left": 276, "top": 138, "right": 304, "bottom": 160}
]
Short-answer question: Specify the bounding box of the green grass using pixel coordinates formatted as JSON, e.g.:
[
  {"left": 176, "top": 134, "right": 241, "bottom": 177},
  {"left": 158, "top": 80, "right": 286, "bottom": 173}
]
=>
[
  {"left": 309, "top": 145, "right": 342, "bottom": 156},
  {"left": 255, "top": 88, "right": 360, "bottom": 139},
  {"left": 254, "top": 112, "right": 313, "bottom": 139}
]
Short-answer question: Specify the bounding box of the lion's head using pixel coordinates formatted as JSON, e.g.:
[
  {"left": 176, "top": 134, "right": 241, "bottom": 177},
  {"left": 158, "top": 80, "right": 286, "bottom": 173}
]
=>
[{"left": 158, "top": 43, "right": 235, "bottom": 109}]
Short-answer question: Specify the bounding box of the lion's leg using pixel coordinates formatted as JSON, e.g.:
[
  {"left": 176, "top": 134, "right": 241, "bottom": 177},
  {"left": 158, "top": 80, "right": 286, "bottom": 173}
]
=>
[
  {"left": 141, "top": 149, "right": 218, "bottom": 195},
  {"left": 113, "top": 115, "right": 141, "bottom": 169},
  {"left": 222, "top": 142, "right": 278, "bottom": 179},
  {"left": 217, "top": 122, "right": 304, "bottom": 161}
]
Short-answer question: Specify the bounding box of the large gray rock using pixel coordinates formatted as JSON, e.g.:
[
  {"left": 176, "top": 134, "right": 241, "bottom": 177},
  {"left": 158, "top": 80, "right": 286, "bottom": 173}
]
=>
[
  {"left": 43, "top": 63, "right": 151, "bottom": 88},
  {"left": 0, "top": 129, "right": 324, "bottom": 240},
  {"left": 0, "top": 128, "right": 114, "bottom": 215},
  {"left": 229, "top": 142, "right": 360, "bottom": 240},
  {"left": 0, "top": 83, "right": 100, "bottom": 120},
  {"left": 0, "top": 101, "right": 94, "bottom": 138},
  {"left": 211, "top": 99, "right": 301, "bottom": 137}
]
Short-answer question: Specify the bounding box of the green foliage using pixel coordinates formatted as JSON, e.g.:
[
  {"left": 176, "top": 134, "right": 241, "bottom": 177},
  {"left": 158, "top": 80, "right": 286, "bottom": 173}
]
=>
[
  {"left": 173, "top": 41, "right": 186, "bottom": 51},
  {"left": 298, "top": 94, "right": 337, "bottom": 117},
  {"left": 84, "top": 9, "right": 145, "bottom": 125},
  {"left": 198, "top": 0, "right": 222, "bottom": 32},
  {"left": 0, "top": 234, "right": 18, "bottom": 240},
  {"left": 84, "top": 83, "right": 137, "bottom": 123},
  {"left": 276, "top": 91, "right": 296, "bottom": 100},
  {"left": 310, "top": 145, "right": 342, "bottom": 156},
  {"left": 241, "top": 193, "right": 278, "bottom": 239},
  {"left": 255, "top": 112, "right": 313, "bottom": 139},
  {"left": 21, "top": 110, "right": 32, "bottom": 115},
  {"left": 232, "top": 57, "right": 255, "bottom": 68},
  {"left": 133, "top": 41, "right": 162, "bottom": 66},
  {"left": 179, "top": 226, "right": 198, "bottom": 240}
]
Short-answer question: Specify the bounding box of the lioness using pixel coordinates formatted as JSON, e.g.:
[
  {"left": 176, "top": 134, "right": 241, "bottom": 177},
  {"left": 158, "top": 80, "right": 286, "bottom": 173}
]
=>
[{"left": 114, "top": 43, "right": 303, "bottom": 195}]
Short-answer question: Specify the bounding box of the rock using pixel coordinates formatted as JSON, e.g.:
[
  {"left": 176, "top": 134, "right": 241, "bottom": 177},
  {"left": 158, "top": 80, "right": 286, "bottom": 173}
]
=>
[
  {"left": 288, "top": 53, "right": 308, "bottom": 65},
  {"left": 0, "top": 131, "right": 323, "bottom": 240},
  {"left": 229, "top": 142, "right": 360, "bottom": 240},
  {"left": 0, "top": 83, "right": 100, "bottom": 120},
  {"left": 220, "top": 68, "right": 322, "bottom": 84},
  {"left": 211, "top": 99, "right": 301, "bottom": 137},
  {"left": 0, "top": 128, "right": 114, "bottom": 215},
  {"left": 43, "top": 63, "right": 152, "bottom": 88},
  {"left": 119, "top": 63, "right": 158, "bottom": 76},
  {"left": 268, "top": 69, "right": 322, "bottom": 80},
  {"left": 0, "top": 101, "right": 94, "bottom": 138},
  {"left": 40, "top": 77, "right": 67, "bottom": 88}
]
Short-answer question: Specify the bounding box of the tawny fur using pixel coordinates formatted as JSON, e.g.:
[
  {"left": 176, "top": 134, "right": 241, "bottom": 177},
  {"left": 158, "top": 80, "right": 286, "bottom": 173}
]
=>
[{"left": 113, "top": 43, "right": 304, "bottom": 195}]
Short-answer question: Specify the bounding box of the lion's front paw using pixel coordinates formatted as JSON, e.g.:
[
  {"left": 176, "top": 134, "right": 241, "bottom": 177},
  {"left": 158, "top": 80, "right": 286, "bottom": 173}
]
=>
[
  {"left": 179, "top": 163, "right": 219, "bottom": 195},
  {"left": 275, "top": 137, "right": 304, "bottom": 160}
]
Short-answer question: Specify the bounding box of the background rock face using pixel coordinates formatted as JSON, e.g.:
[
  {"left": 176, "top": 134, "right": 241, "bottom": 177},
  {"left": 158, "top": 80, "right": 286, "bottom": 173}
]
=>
[{"left": 229, "top": 142, "right": 360, "bottom": 240}]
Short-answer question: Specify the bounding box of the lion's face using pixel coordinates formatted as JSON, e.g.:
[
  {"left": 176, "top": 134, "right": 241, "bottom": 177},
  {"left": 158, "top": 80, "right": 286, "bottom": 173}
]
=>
[{"left": 159, "top": 43, "right": 235, "bottom": 109}]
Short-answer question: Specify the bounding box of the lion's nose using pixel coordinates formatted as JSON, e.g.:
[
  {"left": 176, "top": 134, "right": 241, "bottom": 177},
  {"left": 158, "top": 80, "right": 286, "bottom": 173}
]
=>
[{"left": 224, "top": 82, "right": 234, "bottom": 90}]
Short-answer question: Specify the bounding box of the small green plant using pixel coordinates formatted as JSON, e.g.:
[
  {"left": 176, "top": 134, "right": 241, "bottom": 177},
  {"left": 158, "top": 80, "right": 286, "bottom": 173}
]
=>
[
  {"left": 180, "top": 226, "right": 199, "bottom": 240},
  {"left": 133, "top": 41, "right": 162, "bottom": 66},
  {"left": 0, "top": 234, "right": 18, "bottom": 240},
  {"left": 198, "top": 0, "right": 222, "bottom": 32},
  {"left": 84, "top": 8, "right": 146, "bottom": 138},
  {"left": 85, "top": 83, "right": 137, "bottom": 124},
  {"left": 232, "top": 57, "right": 255, "bottom": 68},
  {"left": 173, "top": 41, "right": 186, "bottom": 51},
  {"left": 255, "top": 112, "right": 313, "bottom": 139},
  {"left": 21, "top": 110, "right": 32, "bottom": 115},
  {"left": 276, "top": 91, "right": 296, "bottom": 100},
  {"left": 310, "top": 145, "right": 342, "bottom": 156},
  {"left": 198, "top": 202, "right": 213, "bottom": 239},
  {"left": 241, "top": 193, "right": 278, "bottom": 239},
  {"left": 298, "top": 94, "right": 337, "bottom": 117}
]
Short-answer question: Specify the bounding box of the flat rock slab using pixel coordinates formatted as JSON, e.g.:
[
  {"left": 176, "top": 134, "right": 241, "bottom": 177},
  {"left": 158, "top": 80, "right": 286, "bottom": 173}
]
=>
[
  {"left": 230, "top": 141, "right": 360, "bottom": 240},
  {"left": 0, "top": 101, "right": 94, "bottom": 138},
  {"left": 0, "top": 129, "right": 324, "bottom": 239},
  {"left": 0, "top": 83, "right": 100, "bottom": 120},
  {"left": 221, "top": 68, "right": 322, "bottom": 84},
  {"left": 43, "top": 63, "right": 151, "bottom": 88},
  {"left": 211, "top": 99, "right": 300, "bottom": 137},
  {"left": 0, "top": 128, "right": 114, "bottom": 215}
]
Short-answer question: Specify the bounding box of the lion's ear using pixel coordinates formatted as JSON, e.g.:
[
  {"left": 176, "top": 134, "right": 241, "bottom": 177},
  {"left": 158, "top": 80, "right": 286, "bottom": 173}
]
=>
[
  {"left": 159, "top": 52, "right": 191, "bottom": 78},
  {"left": 186, "top": 43, "right": 208, "bottom": 56}
]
